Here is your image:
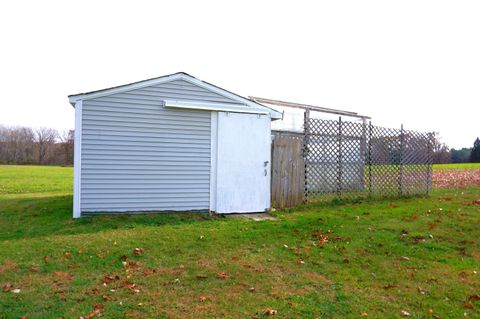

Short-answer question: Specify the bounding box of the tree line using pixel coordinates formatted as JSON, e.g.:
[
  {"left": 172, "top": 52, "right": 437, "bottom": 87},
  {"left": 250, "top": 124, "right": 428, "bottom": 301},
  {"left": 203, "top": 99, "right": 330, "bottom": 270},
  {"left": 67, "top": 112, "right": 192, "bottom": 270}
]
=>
[
  {"left": 0, "top": 125, "right": 74, "bottom": 165},
  {"left": 433, "top": 134, "right": 480, "bottom": 164},
  {"left": 1, "top": 125, "right": 478, "bottom": 166}
]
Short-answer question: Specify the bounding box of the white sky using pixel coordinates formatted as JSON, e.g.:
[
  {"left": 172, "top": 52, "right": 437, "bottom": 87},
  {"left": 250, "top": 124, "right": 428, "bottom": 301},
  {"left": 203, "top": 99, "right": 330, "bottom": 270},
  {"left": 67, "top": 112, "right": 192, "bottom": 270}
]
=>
[{"left": 0, "top": 0, "right": 479, "bottom": 149}]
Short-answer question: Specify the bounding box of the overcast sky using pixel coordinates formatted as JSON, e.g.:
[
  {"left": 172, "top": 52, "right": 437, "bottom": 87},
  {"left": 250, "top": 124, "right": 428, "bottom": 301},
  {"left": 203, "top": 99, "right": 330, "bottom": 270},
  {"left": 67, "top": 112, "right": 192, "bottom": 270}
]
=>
[{"left": 0, "top": 1, "right": 478, "bottom": 148}]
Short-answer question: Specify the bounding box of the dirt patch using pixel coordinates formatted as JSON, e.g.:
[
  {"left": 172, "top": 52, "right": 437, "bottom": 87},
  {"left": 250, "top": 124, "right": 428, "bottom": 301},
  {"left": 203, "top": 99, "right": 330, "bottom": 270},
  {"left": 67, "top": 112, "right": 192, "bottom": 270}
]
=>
[
  {"left": 0, "top": 259, "right": 18, "bottom": 273},
  {"left": 433, "top": 169, "right": 480, "bottom": 188}
]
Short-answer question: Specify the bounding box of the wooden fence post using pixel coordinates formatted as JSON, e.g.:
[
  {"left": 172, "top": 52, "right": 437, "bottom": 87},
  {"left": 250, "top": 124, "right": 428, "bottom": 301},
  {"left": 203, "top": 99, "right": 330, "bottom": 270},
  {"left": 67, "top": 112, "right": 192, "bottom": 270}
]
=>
[
  {"left": 337, "top": 116, "right": 343, "bottom": 198},
  {"left": 303, "top": 109, "right": 310, "bottom": 201},
  {"left": 399, "top": 124, "right": 405, "bottom": 196},
  {"left": 368, "top": 121, "right": 373, "bottom": 197}
]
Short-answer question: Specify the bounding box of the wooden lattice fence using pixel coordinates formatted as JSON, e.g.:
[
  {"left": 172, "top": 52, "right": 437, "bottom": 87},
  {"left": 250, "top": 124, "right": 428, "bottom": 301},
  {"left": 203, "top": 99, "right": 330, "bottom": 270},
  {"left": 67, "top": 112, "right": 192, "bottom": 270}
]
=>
[{"left": 270, "top": 117, "right": 433, "bottom": 208}]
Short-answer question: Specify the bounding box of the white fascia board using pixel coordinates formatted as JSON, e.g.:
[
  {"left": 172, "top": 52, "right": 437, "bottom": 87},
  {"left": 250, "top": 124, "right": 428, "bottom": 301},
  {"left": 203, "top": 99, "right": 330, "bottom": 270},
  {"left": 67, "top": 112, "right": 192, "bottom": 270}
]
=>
[
  {"left": 179, "top": 76, "right": 283, "bottom": 119},
  {"left": 68, "top": 73, "right": 185, "bottom": 104},
  {"left": 164, "top": 100, "right": 270, "bottom": 115},
  {"left": 67, "top": 73, "right": 283, "bottom": 119}
]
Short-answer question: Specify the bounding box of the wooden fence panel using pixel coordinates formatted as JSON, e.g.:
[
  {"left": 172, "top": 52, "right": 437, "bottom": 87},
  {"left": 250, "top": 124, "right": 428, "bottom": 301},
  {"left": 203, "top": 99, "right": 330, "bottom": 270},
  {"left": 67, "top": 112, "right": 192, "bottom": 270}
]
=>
[{"left": 271, "top": 131, "right": 305, "bottom": 208}]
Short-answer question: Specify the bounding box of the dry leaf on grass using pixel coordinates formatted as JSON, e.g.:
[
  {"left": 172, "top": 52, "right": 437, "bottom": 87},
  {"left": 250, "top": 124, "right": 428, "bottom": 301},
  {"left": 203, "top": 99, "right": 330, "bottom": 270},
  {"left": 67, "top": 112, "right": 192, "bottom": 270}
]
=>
[
  {"left": 464, "top": 302, "right": 474, "bottom": 309},
  {"left": 101, "top": 275, "right": 117, "bottom": 284},
  {"left": 84, "top": 304, "right": 104, "bottom": 319},
  {"left": 132, "top": 248, "right": 143, "bottom": 256},
  {"left": 400, "top": 310, "right": 411, "bottom": 316},
  {"left": 261, "top": 308, "right": 277, "bottom": 316},
  {"left": 216, "top": 272, "right": 229, "bottom": 279},
  {"left": 2, "top": 283, "right": 13, "bottom": 292}
]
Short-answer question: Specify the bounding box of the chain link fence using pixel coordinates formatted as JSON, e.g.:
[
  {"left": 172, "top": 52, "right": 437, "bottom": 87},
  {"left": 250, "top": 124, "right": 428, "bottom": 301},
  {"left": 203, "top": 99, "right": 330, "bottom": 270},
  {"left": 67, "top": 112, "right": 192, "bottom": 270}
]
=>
[{"left": 304, "top": 117, "right": 433, "bottom": 201}]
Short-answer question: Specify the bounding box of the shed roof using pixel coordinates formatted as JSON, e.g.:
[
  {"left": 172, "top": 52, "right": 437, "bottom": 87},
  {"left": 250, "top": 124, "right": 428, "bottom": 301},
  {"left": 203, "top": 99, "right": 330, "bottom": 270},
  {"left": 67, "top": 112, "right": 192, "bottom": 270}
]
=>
[{"left": 68, "top": 72, "right": 283, "bottom": 119}]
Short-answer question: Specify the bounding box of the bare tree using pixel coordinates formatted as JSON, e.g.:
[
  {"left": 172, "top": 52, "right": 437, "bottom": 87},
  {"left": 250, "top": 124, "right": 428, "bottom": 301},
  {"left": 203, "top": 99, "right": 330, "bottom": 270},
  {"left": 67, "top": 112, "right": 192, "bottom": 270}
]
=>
[
  {"left": 35, "top": 127, "right": 58, "bottom": 164},
  {"left": 432, "top": 132, "right": 450, "bottom": 164},
  {"left": 59, "top": 129, "right": 74, "bottom": 165},
  {"left": 0, "top": 125, "right": 75, "bottom": 165},
  {"left": 0, "top": 126, "right": 35, "bottom": 164}
]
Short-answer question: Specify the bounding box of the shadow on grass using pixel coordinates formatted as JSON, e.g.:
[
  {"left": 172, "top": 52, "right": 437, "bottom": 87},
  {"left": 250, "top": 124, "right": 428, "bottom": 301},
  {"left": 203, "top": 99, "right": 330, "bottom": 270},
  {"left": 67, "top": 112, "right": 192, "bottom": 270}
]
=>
[{"left": 0, "top": 194, "right": 218, "bottom": 241}]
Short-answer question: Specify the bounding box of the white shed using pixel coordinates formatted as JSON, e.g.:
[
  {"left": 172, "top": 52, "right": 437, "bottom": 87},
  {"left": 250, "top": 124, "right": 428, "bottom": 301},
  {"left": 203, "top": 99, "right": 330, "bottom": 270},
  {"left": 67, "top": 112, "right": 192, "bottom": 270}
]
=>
[{"left": 68, "top": 72, "right": 282, "bottom": 218}]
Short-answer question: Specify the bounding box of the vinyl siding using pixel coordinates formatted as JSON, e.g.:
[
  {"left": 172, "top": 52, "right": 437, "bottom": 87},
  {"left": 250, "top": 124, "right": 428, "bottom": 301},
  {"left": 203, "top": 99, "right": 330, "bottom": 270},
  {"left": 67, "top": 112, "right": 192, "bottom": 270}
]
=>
[{"left": 80, "top": 79, "right": 236, "bottom": 213}]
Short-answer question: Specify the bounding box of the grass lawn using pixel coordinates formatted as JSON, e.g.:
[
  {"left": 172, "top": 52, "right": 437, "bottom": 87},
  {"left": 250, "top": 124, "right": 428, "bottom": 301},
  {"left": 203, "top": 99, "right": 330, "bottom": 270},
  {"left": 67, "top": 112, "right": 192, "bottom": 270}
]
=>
[
  {"left": 433, "top": 163, "right": 480, "bottom": 170},
  {"left": 0, "top": 166, "right": 479, "bottom": 318}
]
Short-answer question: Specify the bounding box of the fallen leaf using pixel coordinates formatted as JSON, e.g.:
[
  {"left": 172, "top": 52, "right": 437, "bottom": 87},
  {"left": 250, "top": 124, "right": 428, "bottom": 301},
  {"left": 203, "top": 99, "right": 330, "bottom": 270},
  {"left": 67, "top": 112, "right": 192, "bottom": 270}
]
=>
[
  {"left": 468, "top": 294, "right": 480, "bottom": 301},
  {"left": 101, "top": 275, "right": 116, "bottom": 284},
  {"left": 2, "top": 283, "right": 13, "bottom": 292},
  {"left": 400, "top": 310, "right": 411, "bottom": 316},
  {"left": 124, "top": 282, "right": 137, "bottom": 289},
  {"left": 132, "top": 248, "right": 143, "bottom": 256},
  {"left": 417, "top": 287, "right": 427, "bottom": 295},
  {"left": 84, "top": 304, "right": 104, "bottom": 319},
  {"left": 196, "top": 274, "right": 208, "bottom": 279},
  {"left": 261, "top": 308, "right": 277, "bottom": 316},
  {"left": 464, "top": 302, "right": 474, "bottom": 309},
  {"left": 63, "top": 252, "right": 71, "bottom": 259},
  {"left": 11, "top": 288, "right": 21, "bottom": 294},
  {"left": 360, "top": 312, "right": 368, "bottom": 317},
  {"left": 216, "top": 272, "right": 229, "bottom": 279}
]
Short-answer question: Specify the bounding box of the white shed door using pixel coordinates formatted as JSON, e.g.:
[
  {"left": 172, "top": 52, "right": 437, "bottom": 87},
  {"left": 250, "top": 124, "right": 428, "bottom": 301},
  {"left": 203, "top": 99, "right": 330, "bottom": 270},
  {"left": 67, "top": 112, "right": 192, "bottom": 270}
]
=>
[{"left": 215, "top": 112, "right": 271, "bottom": 214}]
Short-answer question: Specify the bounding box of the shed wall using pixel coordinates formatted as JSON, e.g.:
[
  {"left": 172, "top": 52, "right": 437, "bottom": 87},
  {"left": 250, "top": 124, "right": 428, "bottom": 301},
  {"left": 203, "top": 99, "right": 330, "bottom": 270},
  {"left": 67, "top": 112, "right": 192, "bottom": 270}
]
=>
[{"left": 79, "top": 80, "right": 237, "bottom": 212}]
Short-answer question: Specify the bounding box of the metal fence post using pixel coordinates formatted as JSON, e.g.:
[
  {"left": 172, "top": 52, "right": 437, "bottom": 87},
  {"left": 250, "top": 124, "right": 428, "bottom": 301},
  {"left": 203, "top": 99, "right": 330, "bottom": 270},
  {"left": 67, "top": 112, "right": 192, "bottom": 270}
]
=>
[
  {"left": 337, "top": 116, "right": 342, "bottom": 198},
  {"left": 399, "top": 124, "right": 405, "bottom": 196}
]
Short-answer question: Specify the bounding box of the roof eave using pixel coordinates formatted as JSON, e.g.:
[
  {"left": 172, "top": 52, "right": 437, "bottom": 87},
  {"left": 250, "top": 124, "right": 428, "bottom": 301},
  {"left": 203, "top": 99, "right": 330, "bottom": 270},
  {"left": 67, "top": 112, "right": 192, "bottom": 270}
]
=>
[{"left": 67, "top": 72, "right": 284, "bottom": 118}]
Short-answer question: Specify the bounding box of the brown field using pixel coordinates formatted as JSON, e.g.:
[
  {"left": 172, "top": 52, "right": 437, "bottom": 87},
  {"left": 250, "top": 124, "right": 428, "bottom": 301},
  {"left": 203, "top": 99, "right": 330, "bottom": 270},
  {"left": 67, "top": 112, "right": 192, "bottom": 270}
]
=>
[{"left": 433, "top": 169, "right": 480, "bottom": 188}]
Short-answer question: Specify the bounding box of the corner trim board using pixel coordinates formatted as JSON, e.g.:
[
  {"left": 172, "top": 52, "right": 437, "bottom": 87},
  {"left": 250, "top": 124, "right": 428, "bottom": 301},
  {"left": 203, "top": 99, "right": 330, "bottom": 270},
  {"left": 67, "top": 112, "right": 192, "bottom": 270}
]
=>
[
  {"left": 73, "top": 100, "right": 82, "bottom": 218},
  {"left": 209, "top": 112, "right": 218, "bottom": 212}
]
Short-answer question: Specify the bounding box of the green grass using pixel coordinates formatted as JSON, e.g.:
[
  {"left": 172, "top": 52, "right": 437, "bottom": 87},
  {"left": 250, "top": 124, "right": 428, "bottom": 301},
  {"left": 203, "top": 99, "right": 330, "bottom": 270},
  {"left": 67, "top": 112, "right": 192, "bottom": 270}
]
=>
[
  {"left": 433, "top": 163, "right": 480, "bottom": 170},
  {"left": 0, "top": 165, "right": 479, "bottom": 318},
  {"left": 0, "top": 165, "right": 72, "bottom": 195}
]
